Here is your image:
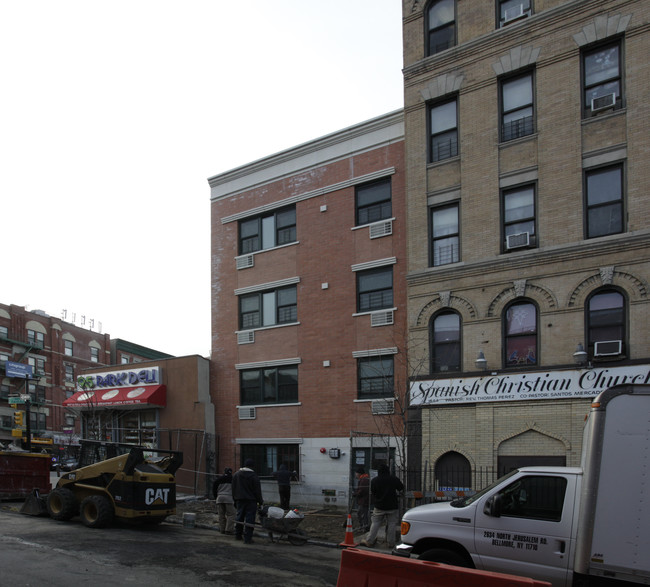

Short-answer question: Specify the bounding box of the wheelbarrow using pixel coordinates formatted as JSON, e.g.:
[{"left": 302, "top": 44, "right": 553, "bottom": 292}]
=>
[{"left": 258, "top": 508, "right": 308, "bottom": 545}]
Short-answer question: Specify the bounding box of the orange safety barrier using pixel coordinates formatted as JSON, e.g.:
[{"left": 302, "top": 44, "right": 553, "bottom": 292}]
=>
[{"left": 336, "top": 548, "right": 552, "bottom": 587}]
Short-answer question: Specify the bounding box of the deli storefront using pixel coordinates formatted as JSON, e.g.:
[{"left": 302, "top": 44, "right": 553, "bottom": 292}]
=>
[{"left": 64, "top": 366, "right": 166, "bottom": 446}]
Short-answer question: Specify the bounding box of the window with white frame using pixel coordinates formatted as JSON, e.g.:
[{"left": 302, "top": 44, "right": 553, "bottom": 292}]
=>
[
  {"left": 427, "top": 0, "right": 455, "bottom": 56},
  {"left": 500, "top": 71, "right": 535, "bottom": 141},
  {"left": 431, "top": 203, "right": 459, "bottom": 266},
  {"left": 502, "top": 184, "right": 536, "bottom": 251},
  {"left": 358, "top": 355, "right": 394, "bottom": 399},
  {"left": 91, "top": 347, "right": 99, "bottom": 362},
  {"left": 429, "top": 98, "right": 458, "bottom": 163},
  {"left": 239, "top": 205, "right": 296, "bottom": 255},
  {"left": 64, "top": 340, "right": 73, "bottom": 356},
  {"left": 357, "top": 267, "right": 393, "bottom": 313},
  {"left": 498, "top": 0, "right": 531, "bottom": 27},
  {"left": 356, "top": 178, "right": 392, "bottom": 226},
  {"left": 240, "top": 365, "right": 298, "bottom": 405},
  {"left": 585, "top": 164, "right": 624, "bottom": 239},
  {"left": 582, "top": 40, "right": 623, "bottom": 117},
  {"left": 239, "top": 285, "right": 297, "bottom": 330},
  {"left": 27, "top": 330, "right": 44, "bottom": 347}
]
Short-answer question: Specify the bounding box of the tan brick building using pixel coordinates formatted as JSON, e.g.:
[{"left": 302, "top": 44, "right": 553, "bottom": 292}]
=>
[
  {"left": 208, "top": 112, "right": 407, "bottom": 507},
  {"left": 402, "top": 0, "right": 650, "bottom": 490}
]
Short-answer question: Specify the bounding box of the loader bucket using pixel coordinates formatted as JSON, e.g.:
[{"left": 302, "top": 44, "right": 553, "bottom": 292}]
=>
[{"left": 20, "top": 488, "right": 49, "bottom": 516}]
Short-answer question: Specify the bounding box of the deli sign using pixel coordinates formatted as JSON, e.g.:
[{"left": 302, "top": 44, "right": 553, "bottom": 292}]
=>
[
  {"left": 410, "top": 364, "right": 650, "bottom": 406},
  {"left": 77, "top": 366, "right": 161, "bottom": 391}
]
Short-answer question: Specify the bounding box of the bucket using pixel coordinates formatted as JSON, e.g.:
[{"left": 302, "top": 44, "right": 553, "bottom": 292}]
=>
[{"left": 182, "top": 512, "right": 196, "bottom": 528}]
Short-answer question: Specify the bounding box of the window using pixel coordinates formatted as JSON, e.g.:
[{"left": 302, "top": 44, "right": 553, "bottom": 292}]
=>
[
  {"left": 587, "top": 289, "right": 625, "bottom": 357},
  {"left": 358, "top": 355, "right": 394, "bottom": 399},
  {"left": 504, "top": 301, "right": 537, "bottom": 366},
  {"left": 240, "top": 365, "right": 298, "bottom": 405},
  {"left": 28, "top": 357, "right": 46, "bottom": 376},
  {"left": 503, "top": 184, "right": 535, "bottom": 250},
  {"left": 240, "top": 444, "right": 300, "bottom": 478},
  {"left": 239, "top": 285, "right": 297, "bottom": 330},
  {"left": 427, "top": 0, "right": 455, "bottom": 56},
  {"left": 498, "top": 0, "right": 531, "bottom": 26},
  {"left": 429, "top": 98, "right": 458, "bottom": 162},
  {"left": 431, "top": 203, "right": 459, "bottom": 266},
  {"left": 583, "top": 41, "right": 623, "bottom": 117},
  {"left": 65, "top": 364, "right": 74, "bottom": 383},
  {"left": 357, "top": 267, "right": 393, "bottom": 312},
  {"left": 356, "top": 178, "right": 392, "bottom": 226},
  {"left": 91, "top": 347, "right": 99, "bottom": 363},
  {"left": 239, "top": 206, "right": 296, "bottom": 254},
  {"left": 497, "top": 476, "right": 567, "bottom": 522},
  {"left": 64, "top": 340, "right": 73, "bottom": 356},
  {"left": 0, "top": 325, "right": 7, "bottom": 339},
  {"left": 27, "top": 330, "right": 44, "bottom": 348},
  {"left": 121, "top": 355, "right": 130, "bottom": 364},
  {"left": 501, "top": 72, "right": 534, "bottom": 141},
  {"left": 585, "top": 164, "right": 624, "bottom": 238},
  {"left": 431, "top": 311, "right": 461, "bottom": 372}
]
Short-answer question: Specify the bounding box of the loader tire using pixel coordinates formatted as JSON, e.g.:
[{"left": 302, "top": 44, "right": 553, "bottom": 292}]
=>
[
  {"left": 47, "top": 487, "right": 78, "bottom": 521},
  {"left": 80, "top": 495, "right": 114, "bottom": 529}
]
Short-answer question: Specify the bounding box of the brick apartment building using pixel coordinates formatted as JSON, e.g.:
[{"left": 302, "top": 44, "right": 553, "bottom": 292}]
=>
[
  {"left": 208, "top": 112, "right": 407, "bottom": 507},
  {"left": 402, "top": 0, "right": 650, "bottom": 489},
  {"left": 1, "top": 305, "right": 212, "bottom": 493}
]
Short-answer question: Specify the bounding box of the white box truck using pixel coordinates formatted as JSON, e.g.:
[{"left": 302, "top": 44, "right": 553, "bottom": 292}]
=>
[{"left": 395, "top": 384, "right": 650, "bottom": 586}]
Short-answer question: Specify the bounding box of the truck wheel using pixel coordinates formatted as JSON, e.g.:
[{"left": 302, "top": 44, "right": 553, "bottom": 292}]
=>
[
  {"left": 80, "top": 495, "right": 114, "bottom": 528},
  {"left": 47, "top": 488, "right": 78, "bottom": 521},
  {"left": 418, "top": 548, "right": 471, "bottom": 567}
]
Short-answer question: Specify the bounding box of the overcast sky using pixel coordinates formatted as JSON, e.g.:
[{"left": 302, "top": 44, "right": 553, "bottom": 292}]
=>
[{"left": 0, "top": 1, "right": 403, "bottom": 358}]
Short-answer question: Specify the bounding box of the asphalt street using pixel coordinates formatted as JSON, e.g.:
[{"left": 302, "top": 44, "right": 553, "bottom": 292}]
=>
[{"left": 0, "top": 507, "right": 342, "bottom": 586}]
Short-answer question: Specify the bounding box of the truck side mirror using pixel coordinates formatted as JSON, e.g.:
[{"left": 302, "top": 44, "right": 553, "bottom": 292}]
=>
[{"left": 484, "top": 494, "right": 502, "bottom": 517}]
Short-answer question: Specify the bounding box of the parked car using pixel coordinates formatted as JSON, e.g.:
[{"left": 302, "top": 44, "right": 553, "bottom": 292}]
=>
[{"left": 60, "top": 457, "right": 79, "bottom": 471}]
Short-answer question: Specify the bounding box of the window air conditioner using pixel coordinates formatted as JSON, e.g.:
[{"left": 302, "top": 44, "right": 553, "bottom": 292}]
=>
[
  {"left": 371, "top": 310, "right": 394, "bottom": 327},
  {"left": 503, "top": 4, "right": 525, "bottom": 22},
  {"left": 591, "top": 93, "right": 616, "bottom": 112},
  {"left": 236, "top": 254, "right": 254, "bottom": 270},
  {"left": 369, "top": 220, "right": 393, "bottom": 239},
  {"left": 238, "top": 406, "right": 256, "bottom": 420},
  {"left": 371, "top": 398, "right": 395, "bottom": 415},
  {"left": 594, "top": 340, "right": 622, "bottom": 357},
  {"left": 237, "top": 331, "right": 255, "bottom": 345},
  {"left": 506, "top": 231, "right": 530, "bottom": 249}
]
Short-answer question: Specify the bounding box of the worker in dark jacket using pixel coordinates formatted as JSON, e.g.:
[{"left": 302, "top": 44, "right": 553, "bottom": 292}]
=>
[
  {"left": 273, "top": 463, "right": 295, "bottom": 510},
  {"left": 360, "top": 464, "right": 404, "bottom": 549},
  {"left": 231, "top": 459, "right": 264, "bottom": 544}
]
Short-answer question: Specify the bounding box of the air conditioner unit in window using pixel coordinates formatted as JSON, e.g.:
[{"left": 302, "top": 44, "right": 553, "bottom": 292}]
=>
[
  {"left": 371, "top": 398, "right": 395, "bottom": 415},
  {"left": 591, "top": 93, "right": 616, "bottom": 112},
  {"left": 236, "top": 254, "right": 254, "bottom": 270},
  {"left": 371, "top": 310, "right": 394, "bottom": 327},
  {"left": 237, "top": 331, "right": 255, "bottom": 345},
  {"left": 503, "top": 4, "right": 525, "bottom": 22},
  {"left": 506, "top": 231, "right": 530, "bottom": 249},
  {"left": 238, "top": 406, "right": 256, "bottom": 420},
  {"left": 369, "top": 220, "right": 393, "bottom": 239},
  {"left": 594, "top": 340, "right": 622, "bottom": 357}
]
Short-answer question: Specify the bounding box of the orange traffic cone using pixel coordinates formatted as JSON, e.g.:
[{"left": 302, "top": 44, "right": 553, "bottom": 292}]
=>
[{"left": 339, "top": 513, "right": 359, "bottom": 548}]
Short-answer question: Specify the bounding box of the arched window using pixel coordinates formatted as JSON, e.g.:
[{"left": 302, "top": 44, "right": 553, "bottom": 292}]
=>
[
  {"left": 427, "top": 0, "right": 455, "bottom": 56},
  {"left": 504, "top": 300, "right": 537, "bottom": 367},
  {"left": 430, "top": 311, "right": 461, "bottom": 373},
  {"left": 435, "top": 451, "right": 471, "bottom": 490},
  {"left": 587, "top": 289, "right": 625, "bottom": 357}
]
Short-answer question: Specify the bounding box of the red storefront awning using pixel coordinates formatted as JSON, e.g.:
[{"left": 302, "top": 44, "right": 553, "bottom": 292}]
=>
[{"left": 63, "top": 385, "right": 166, "bottom": 409}]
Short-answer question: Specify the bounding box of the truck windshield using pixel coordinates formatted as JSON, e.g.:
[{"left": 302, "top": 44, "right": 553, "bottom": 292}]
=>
[{"left": 450, "top": 469, "right": 519, "bottom": 508}]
